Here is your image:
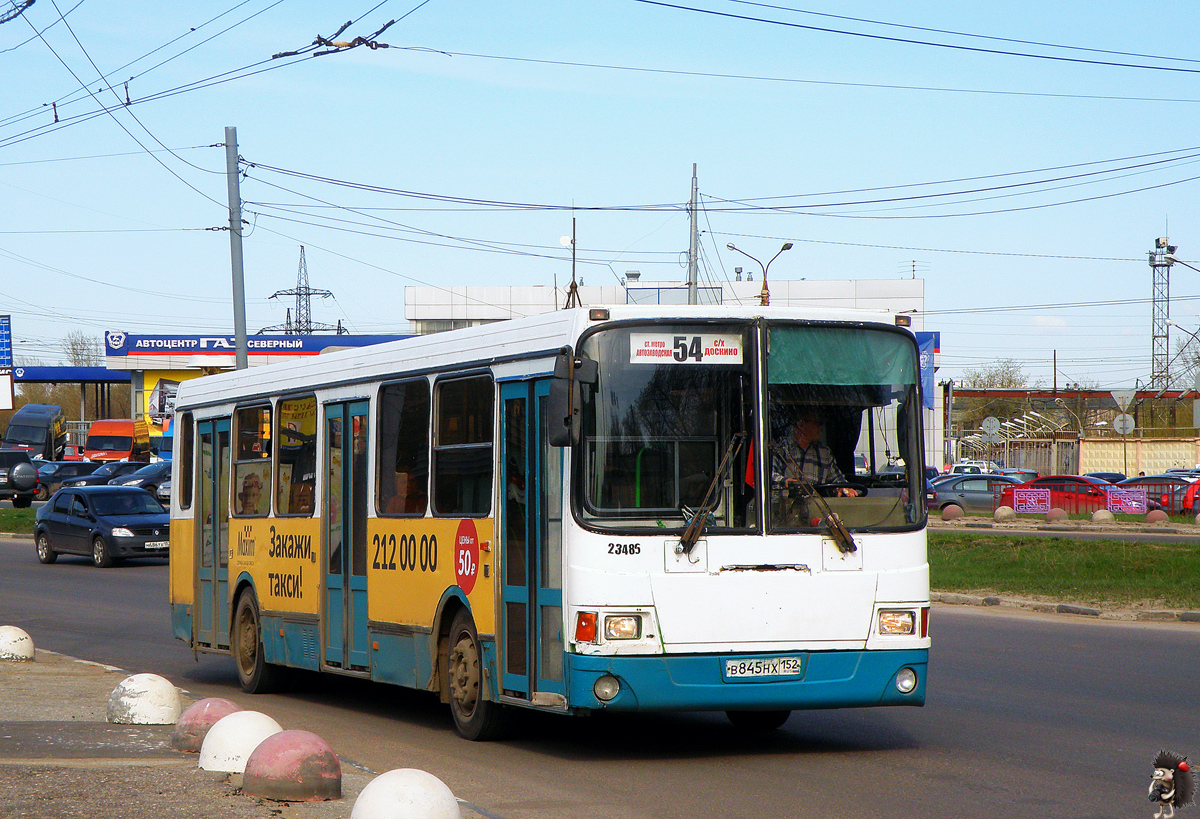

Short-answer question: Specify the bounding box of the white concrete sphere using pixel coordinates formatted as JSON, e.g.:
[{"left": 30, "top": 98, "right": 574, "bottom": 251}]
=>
[
  {"left": 350, "top": 769, "right": 459, "bottom": 819},
  {"left": 1091, "top": 509, "right": 1115, "bottom": 524},
  {"left": 106, "top": 673, "right": 182, "bottom": 724},
  {"left": 993, "top": 506, "right": 1016, "bottom": 523},
  {"left": 0, "top": 625, "right": 34, "bottom": 661},
  {"left": 198, "top": 710, "right": 283, "bottom": 773}
]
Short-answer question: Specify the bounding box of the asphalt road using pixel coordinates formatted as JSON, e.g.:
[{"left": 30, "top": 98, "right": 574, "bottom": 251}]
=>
[{"left": 2, "top": 535, "right": 1197, "bottom": 819}]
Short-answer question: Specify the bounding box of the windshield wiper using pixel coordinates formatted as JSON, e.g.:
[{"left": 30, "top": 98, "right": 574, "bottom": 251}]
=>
[
  {"left": 678, "top": 433, "right": 745, "bottom": 556},
  {"left": 787, "top": 473, "right": 857, "bottom": 555}
]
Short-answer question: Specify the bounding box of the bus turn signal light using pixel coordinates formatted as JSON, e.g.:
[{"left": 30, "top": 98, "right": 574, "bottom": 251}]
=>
[{"left": 575, "top": 612, "right": 598, "bottom": 643}]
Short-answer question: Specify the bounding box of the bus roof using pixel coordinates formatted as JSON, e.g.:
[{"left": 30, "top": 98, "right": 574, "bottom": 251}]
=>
[{"left": 173, "top": 304, "right": 907, "bottom": 412}]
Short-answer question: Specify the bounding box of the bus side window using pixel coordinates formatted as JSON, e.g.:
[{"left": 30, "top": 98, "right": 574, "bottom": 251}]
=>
[
  {"left": 232, "top": 406, "right": 271, "bottom": 517},
  {"left": 178, "top": 413, "right": 194, "bottom": 509},
  {"left": 433, "top": 375, "right": 494, "bottom": 516},
  {"left": 378, "top": 379, "right": 430, "bottom": 516},
  {"left": 275, "top": 396, "right": 317, "bottom": 516}
]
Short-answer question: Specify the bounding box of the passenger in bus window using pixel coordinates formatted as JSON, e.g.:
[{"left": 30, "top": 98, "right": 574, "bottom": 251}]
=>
[
  {"left": 291, "top": 480, "right": 314, "bottom": 514},
  {"left": 238, "top": 472, "right": 264, "bottom": 515},
  {"left": 771, "top": 409, "right": 858, "bottom": 497}
]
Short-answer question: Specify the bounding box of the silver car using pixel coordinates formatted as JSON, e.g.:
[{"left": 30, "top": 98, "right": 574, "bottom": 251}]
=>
[{"left": 929, "top": 474, "right": 1023, "bottom": 515}]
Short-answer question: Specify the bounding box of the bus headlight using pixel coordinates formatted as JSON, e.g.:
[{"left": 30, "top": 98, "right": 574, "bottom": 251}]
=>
[
  {"left": 878, "top": 610, "right": 916, "bottom": 635},
  {"left": 593, "top": 675, "right": 621, "bottom": 701},
  {"left": 604, "top": 615, "right": 641, "bottom": 640},
  {"left": 895, "top": 667, "right": 918, "bottom": 694}
]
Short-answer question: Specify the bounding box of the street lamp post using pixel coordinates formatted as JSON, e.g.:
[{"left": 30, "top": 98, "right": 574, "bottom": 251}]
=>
[
  {"left": 1054, "top": 397, "right": 1084, "bottom": 434},
  {"left": 727, "top": 242, "right": 793, "bottom": 306},
  {"left": 1166, "top": 254, "right": 1200, "bottom": 275}
]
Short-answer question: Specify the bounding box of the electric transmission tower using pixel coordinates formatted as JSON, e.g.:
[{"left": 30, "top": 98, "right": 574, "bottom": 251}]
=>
[{"left": 260, "top": 246, "right": 346, "bottom": 334}]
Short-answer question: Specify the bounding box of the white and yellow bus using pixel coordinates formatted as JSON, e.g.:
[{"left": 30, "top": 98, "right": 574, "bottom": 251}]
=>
[{"left": 168, "top": 305, "right": 930, "bottom": 739}]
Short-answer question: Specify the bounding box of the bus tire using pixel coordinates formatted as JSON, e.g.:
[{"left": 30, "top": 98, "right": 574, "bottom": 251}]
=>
[
  {"left": 233, "top": 589, "right": 281, "bottom": 694},
  {"left": 91, "top": 536, "right": 113, "bottom": 568},
  {"left": 35, "top": 532, "right": 57, "bottom": 564},
  {"left": 726, "top": 710, "right": 791, "bottom": 731},
  {"left": 447, "top": 609, "right": 507, "bottom": 741}
]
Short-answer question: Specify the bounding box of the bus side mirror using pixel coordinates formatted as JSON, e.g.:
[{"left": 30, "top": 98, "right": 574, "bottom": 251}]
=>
[{"left": 548, "top": 352, "right": 597, "bottom": 448}]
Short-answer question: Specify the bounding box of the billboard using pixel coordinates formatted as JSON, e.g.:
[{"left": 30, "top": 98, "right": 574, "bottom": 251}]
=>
[{"left": 0, "top": 316, "right": 13, "bottom": 411}]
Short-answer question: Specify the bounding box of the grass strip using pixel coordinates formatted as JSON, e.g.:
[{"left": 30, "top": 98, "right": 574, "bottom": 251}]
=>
[
  {"left": 0, "top": 509, "right": 35, "bottom": 533},
  {"left": 930, "top": 531, "right": 1200, "bottom": 609}
]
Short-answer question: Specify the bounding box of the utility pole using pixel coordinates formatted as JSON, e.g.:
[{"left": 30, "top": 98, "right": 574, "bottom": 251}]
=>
[
  {"left": 563, "top": 218, "right": 581, "bottom": 309},
  {"left": 688, "top": 164, "right": 698, "bottom": 305},
  {"left": 225, "top": 127, "right": 248, "bottom": 370}
]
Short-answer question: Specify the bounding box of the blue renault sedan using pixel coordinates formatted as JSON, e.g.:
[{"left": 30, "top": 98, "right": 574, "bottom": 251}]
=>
[{"left": 34, "top": 485, "right": 169, "bottom": 568}]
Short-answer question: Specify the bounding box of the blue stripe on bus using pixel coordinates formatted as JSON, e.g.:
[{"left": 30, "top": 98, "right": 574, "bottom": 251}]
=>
[{"left": 565, "top": 649, "right": 927, "bottom": 711}]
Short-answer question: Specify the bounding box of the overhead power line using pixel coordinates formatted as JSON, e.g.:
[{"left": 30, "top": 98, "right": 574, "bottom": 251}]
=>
[
  {"left": 720, "top": 0, "right": 1200, "bottom": 66},
  {"left": 636, "top": 0, "right": 1200, "bottom": 75}
]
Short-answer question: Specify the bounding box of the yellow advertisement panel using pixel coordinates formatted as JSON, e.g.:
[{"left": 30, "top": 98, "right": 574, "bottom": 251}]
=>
[
  {"left": 368, "top": 517, "right": 496, "bottom": 633},
  {"left": 142, "top": 370, "right": 204, "bottom": 432},
  {"left": 229, "top": 517, "right": 322, "bottom": 616}
]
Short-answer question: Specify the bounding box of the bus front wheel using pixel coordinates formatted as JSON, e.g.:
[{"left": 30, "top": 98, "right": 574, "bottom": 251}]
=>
[
  {"left": 233, "top": 590, "right": 281, "bottom": 694},
  {"left": 447, "top": 609, "right": 507, "bottom": 741}
]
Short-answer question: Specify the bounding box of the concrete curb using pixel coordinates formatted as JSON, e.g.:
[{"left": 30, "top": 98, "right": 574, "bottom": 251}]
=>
[{"left": 931, "top": 591, "right": 1200, "bottom": 622}]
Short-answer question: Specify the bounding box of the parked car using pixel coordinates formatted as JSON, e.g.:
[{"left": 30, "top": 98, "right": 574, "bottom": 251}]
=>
[
  {"left": 927, "top": 474, "right": 1023, "bottom": 515},
  {"left": 59, "top": 460, "right": 144, "bottom": 488},
  {"left": 156, "top": 479, "right": 171, "bottom": 504},
  {"left": 36, "top": 460, "right": 103, "bottom": 499},
  {"left": 0, "top": 448, "right": 39, "bottom": 508},
  {"left": 1178, "top": 481, "right": 1200, "bottom": 516},
  {"left": 30, "top": 458, "right": 51, "bottom": 501},
  {"left": 0, "top": 403, "right": 66, "bottom": 460},
  {"left": 107, "top": 460, "right": 171, "bottom": 494},
  {"left": 998, "top": 475, "right": 1113, "bottom": 513},
  {"left": 1084, "top": 471, "right": 1126, "bottom": 483},
  {"left": 34, "top": 485, "right": 169, "bottom": 568},
  {"left": 999, "top": 468, "right": 1040, "bottom": 482},
  {"left": 1114, "top": 474, "right": 1195, "bottom": 514}
]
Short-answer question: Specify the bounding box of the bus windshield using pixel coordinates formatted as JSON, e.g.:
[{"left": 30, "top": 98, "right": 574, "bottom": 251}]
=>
[
  {"left": 766, "top": 323, "right": 924, "bottom": 532},
  {"left": 578, "top": 323, "right": 756, "bottom": 532},
  {"left": 576, "top": 321, "right": 925, "bottom": 534}
]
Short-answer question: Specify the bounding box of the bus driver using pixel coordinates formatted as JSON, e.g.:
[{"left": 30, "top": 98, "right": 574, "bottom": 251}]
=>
[{"left": 771, "top": 408, "right": 859, "bottom": 498}]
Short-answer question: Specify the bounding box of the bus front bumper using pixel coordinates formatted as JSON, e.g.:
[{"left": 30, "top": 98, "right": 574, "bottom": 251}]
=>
[{"left": 566, "top": 648, "right": 927, "bottom": 712}]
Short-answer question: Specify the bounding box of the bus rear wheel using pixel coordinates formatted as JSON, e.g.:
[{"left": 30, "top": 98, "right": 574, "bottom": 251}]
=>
[
  {"left": 447, "top": 609, "right": 507, "bottom": 741},
  {"left": 233, "top": 590, "right": 281, "bottom": 694},
  {"left": 726, "top": 710, "right": 791, "bottom": 731}
]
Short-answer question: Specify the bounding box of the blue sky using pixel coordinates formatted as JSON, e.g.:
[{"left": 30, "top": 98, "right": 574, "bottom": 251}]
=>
[{"left": 3, "top": 0, "right": 1200, "bottom": 389}]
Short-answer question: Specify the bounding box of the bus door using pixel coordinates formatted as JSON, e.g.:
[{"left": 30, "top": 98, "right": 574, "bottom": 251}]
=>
[
  {"left": 499, "top": 380, "right": 565, "bottom": 704},
  {"left": 322, "top": 401, "right": 370, "bottom": 671},
  {"left": 196, "top": 418, "right": 231, "bottom": 649}
]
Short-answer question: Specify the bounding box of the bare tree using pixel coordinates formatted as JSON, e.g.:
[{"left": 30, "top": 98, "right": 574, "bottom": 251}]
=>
[
  {"left": 62, "top": 330, "right": 101, "bottom": 367},
  {"left": 956, "top": 359, "right": 1035, "bottom": 434}
]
